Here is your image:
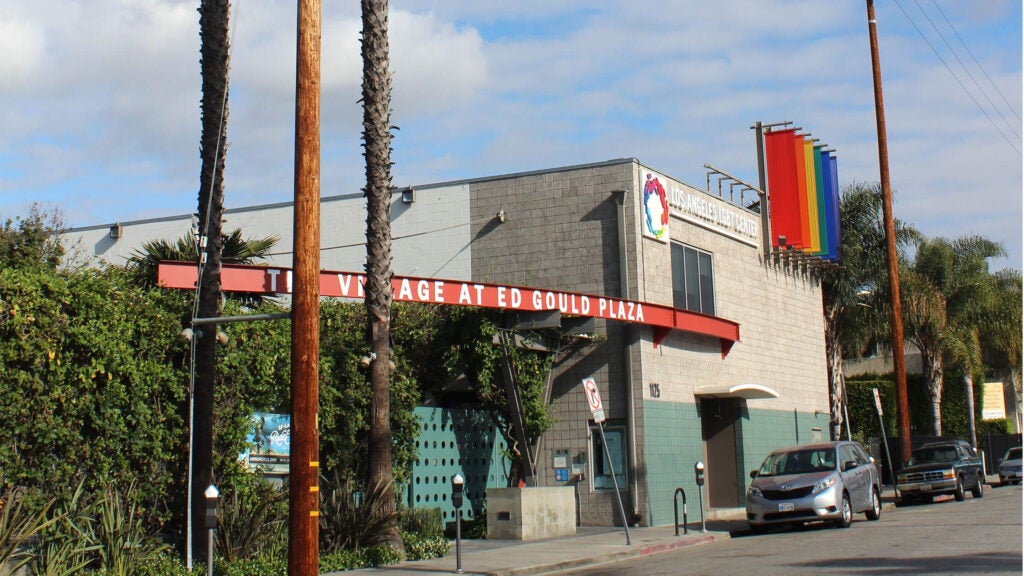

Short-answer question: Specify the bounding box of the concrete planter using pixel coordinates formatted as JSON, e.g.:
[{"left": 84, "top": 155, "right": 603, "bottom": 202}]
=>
[{"left": 486, "top": 486, "right": 576, "bottom": 540}]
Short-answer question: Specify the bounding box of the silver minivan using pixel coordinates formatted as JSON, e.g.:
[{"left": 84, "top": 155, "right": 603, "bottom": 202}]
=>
[{"left": 746, "top": 441, "right": 882, "bottom": 530}]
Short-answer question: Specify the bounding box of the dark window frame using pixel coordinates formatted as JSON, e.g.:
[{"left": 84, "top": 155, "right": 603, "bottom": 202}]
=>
[
  {"left": 590, "top": 423, "right": 627, "bottom": 492},
  {"left": 671, "top": 242, "right": 716, "bottom": 315}
]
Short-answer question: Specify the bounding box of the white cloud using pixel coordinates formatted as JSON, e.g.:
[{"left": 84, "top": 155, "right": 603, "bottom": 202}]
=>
[{"left": 0, "top": 0, "right": 1020, "bottom": 270}]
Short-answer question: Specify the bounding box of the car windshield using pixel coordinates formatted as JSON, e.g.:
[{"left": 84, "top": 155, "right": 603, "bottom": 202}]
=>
[
  {"left": 908, "top": 446, "right": 958, "bottom": 465},
  {"left": 757, "top": 447, "right": 836, "bottom": 476},
  {"left": 1006, "top": 447, "right": 1022, "bottom": 460}
]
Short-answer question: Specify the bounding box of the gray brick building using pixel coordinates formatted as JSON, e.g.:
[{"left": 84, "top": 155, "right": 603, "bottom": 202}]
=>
[{"left": 65, "top": 158, "right": 830, "bottom": 527}]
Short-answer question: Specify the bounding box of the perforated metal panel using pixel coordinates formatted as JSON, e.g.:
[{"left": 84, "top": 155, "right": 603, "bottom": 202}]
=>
[{"left": 409, "top": 407, "right": 509, "bottom": 523}]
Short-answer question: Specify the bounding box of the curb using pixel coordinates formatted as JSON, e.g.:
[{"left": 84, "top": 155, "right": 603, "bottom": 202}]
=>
[{"left": 491, "top": 532, "right": 725, "bottom": 576}]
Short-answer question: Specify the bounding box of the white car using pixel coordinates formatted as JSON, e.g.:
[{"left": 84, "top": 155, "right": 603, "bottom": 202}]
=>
[
  {"left": 997, "top": 446, "right": 1022, "bottom": 486},
  {"left": 746, "top": 441, "right": 882, "bottom": 531}
]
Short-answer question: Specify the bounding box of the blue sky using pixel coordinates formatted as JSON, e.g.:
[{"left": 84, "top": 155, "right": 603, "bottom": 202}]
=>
[{"left": 1, "top": 0, "right": 1021, "bottom": 269}]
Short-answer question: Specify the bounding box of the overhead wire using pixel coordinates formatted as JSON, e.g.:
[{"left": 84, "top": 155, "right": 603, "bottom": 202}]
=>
[
  {"left": 912, "top": 0, "right": 1020, "bottom": 141},
  {"left": 930, "top": 0, "right": 1022, "bottom": 124},
  {"left": 263, "top": 213, "right": 503, "bottom": 258},
  {"left": 894, "top": 0, "right": 1022, "bottom": 156}
]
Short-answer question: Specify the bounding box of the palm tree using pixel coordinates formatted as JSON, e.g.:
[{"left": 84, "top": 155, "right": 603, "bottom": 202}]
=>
[
  {"left": 901, "top": 235, "right": 1005, "bottom": 437},
  {"left": 982, "top": 269, "right": 1022, "bottom": 426},
  {"left": 900, "top": 264, "right": 948, "bottom": 436},
  {"left": 193, "top": 0, "right": 232, "bottom": 563},
  {"left": 360, "top": 0, "right": 401, "bottom": 550},
  {"left": 126, "top": 229, "right": 278, "bottom": 291},
  {"left": 821, "top": 182, "right": 916, "bottom": 440}
]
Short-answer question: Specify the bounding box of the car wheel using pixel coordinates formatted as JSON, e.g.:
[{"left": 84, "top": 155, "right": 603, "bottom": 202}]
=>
[
  {"left": 954, "top": 476, "right": 966, "bottom": 501},
  {"left": 834, "top": 493, "right": 852, "bottom": 528},
  {"left": 971, "top": 475, "right": 984, "bottom": 498},
  {"left": 865, "top": 487, "right": 882, "bottom": 521}
]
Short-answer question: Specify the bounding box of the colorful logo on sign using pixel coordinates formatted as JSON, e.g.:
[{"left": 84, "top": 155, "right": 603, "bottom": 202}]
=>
[{"left": 643, "top": 173, "right": 670, "bottom": 240}]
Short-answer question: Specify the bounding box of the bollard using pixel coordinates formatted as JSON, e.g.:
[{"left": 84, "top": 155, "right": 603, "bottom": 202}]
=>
[{"left": 673, "top": 488, "right": 688, "bottom": 536}]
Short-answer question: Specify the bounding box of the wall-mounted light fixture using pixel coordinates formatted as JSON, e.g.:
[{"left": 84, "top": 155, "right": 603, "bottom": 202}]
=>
[
  {"left": 109, "top": 223, "right": 123, "bottom": 240},
  {"left": 401, "top": 187, "right": 415, "bottom": 204},
  {"left": 359, "top": 350, "right": 397, "bottom": 371},
  {"left": 180, "top": 327, "right": 228, "bottom": 345}
]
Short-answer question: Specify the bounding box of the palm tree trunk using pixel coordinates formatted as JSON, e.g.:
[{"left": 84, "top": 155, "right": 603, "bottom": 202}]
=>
[
  {"left": 924, "top": 354, "right": 944, "bottom": 437},
  {"left": 361, "top": 0, "right": 401, "bottom": 551},
  {"left": 824, "top": 310, "right": 845, "bottom": 441},
  {"left": 193, "top": 0, "right": 230, "bottom": 563},
  {"left": 964, "top": 372, "right": 977, "bottom": 448}
]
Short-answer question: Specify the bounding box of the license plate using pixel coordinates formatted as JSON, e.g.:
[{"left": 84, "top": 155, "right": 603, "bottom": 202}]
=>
[
  {"left": 778, "top": 502, "right": 795, "bottom": 512},
  {"left": 920, "top": 484, "right": 931, "bottom": 491}
]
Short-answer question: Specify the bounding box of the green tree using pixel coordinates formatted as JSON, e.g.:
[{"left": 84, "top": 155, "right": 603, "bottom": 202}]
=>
[
  {"left": 125, "top": 229, "right": 278, "bottom": 289},
  {"left": 901, "top": 235, "right": 1005, "bottom": 437},
  {"left": 0, "top": 264, "right": 190, "bottom": 521},
  {"left": 821, "top": 182, "right": 916, "bottom": 440},
  {"left": 437, "top": 308, "right": 554, "bottom": 485},
  {"left": 982, "top": 269, "right": 1022, "bottom": 422},
  {"left": 0, "top": 204, "right": 64, "bottom": 271}
]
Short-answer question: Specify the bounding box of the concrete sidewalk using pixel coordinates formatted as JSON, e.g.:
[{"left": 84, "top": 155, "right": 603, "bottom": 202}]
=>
[
  {"left": 334, "top": 515, "right": 746, "bottom": 576},
  {"left": 328, "top": 479, "right": 998, "bottom": 575},
  {"left": 335, "top": 481, "right": 957, "bottom": 576}
]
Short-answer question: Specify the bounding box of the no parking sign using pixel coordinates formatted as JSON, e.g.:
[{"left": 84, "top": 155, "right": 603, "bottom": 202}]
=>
[{"left": 582, "top": 377, "right": 605, "bottom": 423}]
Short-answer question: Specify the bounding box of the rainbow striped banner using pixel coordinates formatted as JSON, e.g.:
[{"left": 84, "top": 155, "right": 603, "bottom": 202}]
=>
[{"left": 763, "top": 128, "right": 841, "bottom": 261}]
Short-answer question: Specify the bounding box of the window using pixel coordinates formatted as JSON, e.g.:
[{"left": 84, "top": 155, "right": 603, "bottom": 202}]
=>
[
  {"left": 671, "top": 243, "right": 715, "bottom": 315},
  {"left": 591, "top": 424, "right": 627, "bottom": 491}
]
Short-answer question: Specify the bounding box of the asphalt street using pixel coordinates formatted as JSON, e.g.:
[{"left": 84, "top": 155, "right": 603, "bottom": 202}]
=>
[{"left": 561, "top": 483, "right": 1022, "bottom": 575}]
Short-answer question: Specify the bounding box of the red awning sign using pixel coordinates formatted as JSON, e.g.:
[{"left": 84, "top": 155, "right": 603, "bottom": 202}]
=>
[{"left": 157, "top": 261, "right": 740, "bottom": 353}]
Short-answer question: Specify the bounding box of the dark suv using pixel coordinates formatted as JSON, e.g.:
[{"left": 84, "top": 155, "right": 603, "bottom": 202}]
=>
[{"left": 896, "top": 440, "right": 984, "bottom": 505}]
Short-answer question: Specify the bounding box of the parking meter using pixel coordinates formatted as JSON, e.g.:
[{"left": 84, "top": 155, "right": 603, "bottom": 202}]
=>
[
  {"left": 693, "top": 462, "right": 706, "bottom": 532},
  {"left": 451, "top": 474, "right": 464, "bottom": 508},
  {"left": 451, "top": 474, "right": 465, "bottom": 574},
  {"left": 204, "top": 484, "right": 219, "bottom": 576},
  {"left": 204, "top": 484, "right": 219, "bottom": 530}
]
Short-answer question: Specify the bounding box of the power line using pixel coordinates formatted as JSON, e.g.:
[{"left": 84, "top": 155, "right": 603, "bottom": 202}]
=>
[
  {"left": 931, "top": 0, "right": 1022, "bottom": 124},
  {"left": 895, "top": 0, "right": 1021, "bottom": 156},
  {"left": 265, "top": 214, "right": 501, "bottom": 258},
  {"left": 912, "top": 0, "right": 1020, "bottom": 141}
]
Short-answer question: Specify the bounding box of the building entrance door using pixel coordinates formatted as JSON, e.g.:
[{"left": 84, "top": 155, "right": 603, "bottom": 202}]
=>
[{"left": 701, "top": 398, "right": 739, "bottom": 508}]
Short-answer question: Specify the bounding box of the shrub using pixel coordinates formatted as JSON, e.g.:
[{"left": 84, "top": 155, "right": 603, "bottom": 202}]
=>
[
  {"left": 215, "top": 477, "right": 287, "bottom": 562},
  {"left": 318, "top": 473, "right": 399, "bottom": 554},
  {"left": 399, "top": 507, "right": 443, "bottom": 540},
  {"left": 93, "top": 482, "right": 170, "bottom": 576},
  {"left": 401, "top": 532, "right": 450, "bottom": 561},
  {"left": 28, "top": 482, "right": 98, "bottom": 576},
  {"left": 0, "top": 486, "right": 56, "bottom": 574}
]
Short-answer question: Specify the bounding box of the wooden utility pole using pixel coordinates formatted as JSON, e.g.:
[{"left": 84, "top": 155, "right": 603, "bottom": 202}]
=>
[
  {"left": 866, "top": 0, "right": 911, "bottom": 464},
  {"left": 289, "top": 0, "right": 321, "bottom": 574}
]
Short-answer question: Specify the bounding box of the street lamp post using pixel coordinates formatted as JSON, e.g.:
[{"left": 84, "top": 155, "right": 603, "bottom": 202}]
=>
[
  {"left": 451, "top": 474, "right": 464, "bottom": 574},
  {"left": 204, "top": 484, "right": 219, "bottom": 576}
]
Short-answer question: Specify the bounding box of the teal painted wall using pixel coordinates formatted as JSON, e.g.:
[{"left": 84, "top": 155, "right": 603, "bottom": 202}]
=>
[
  {"left": 739, "top": 405, "right": 830, "bottom": 489},
  {"left": 409, "top": 407, "right": 509, "bottom": 524},
  {"left": 642, "top": 400, "right": 829, "bottom": 527},
  {"left": 642, "top": 400, "right": 704, "bottom": 527}
]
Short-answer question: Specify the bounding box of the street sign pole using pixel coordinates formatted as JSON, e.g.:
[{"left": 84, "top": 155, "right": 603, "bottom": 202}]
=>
[
  {"left": 596, "top": 421, "right": 631, "bottom": 545},
  {"left": 873, "top": 388, "right": 898, "bottom": 498},
  {"left": 582, "top": 377, "right": 631, "bottom": 545}
]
